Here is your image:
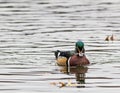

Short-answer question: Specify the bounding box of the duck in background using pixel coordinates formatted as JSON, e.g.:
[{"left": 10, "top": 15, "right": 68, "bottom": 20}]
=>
[
  {"left": 105, "top": 34, "right": 116, "bottom": 41},
  {"left": 54, "top": 40, "right": 90, "bottom": 67},
  {"left": 105, "top": 35, "right": 110, "bottom": 41},
  {"left": 110, "top": 34, "right": 115, "bottom": 41}
]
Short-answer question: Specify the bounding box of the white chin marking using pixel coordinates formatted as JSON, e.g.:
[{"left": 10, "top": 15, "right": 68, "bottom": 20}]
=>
[{"left": 79, "top": 53, "right": 84, "bottom": 56}]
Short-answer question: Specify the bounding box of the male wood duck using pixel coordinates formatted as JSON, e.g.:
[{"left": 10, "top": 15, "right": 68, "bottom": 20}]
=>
[{"left": 54, "top": 40, "right": 90, "bottom": 66}]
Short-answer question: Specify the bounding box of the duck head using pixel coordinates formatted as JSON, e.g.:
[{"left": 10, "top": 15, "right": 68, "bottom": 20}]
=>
[{"left": 75, "top": 40, "right": 85, "bottom": 56}]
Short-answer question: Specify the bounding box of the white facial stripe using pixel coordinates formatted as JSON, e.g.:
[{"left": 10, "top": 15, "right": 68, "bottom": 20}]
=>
[{"left": 57, "top": 52, "right": 60, "bottom": 57}]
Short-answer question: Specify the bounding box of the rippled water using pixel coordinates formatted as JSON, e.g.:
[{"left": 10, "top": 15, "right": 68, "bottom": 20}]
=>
[{"left": 0, "top": 0, "right": 120, "bottom": 92}]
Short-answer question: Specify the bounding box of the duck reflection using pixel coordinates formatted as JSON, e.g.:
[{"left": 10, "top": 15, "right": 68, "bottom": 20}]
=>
[{"left": 60, "top": 66, "right": 88, "bottom": 88}]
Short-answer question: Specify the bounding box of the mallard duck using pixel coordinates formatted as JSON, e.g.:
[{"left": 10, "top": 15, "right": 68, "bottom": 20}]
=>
[{"left": 54, "top": 40, "right": 90, "bottom": 66}]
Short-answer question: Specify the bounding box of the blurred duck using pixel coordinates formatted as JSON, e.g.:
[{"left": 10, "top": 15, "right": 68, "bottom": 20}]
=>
[
  {"left": 110, "top": 34, "right": 115, "bottom": 41},
  {"left": 105, "top": 34, "right": 116, "bottom": 41},
  {"left": 105, "top": 35, "right": 110, "bottom": 41},
  {"left": 54, "top": 40, "right": 90, "bottom": 66}
]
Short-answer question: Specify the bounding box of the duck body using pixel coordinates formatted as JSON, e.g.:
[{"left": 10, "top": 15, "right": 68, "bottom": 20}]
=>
[
  {"left": 54, "top": 50, "right": 90, "bottom": 66},
  {"left": 54, "top": 50, "right": 74, "bottom": 66},
  {"left": 68, "top": 54, "right": 90, "bottom": 66},
  {"left": 54, "top": 40, "right": 90, "bottom": 67}
]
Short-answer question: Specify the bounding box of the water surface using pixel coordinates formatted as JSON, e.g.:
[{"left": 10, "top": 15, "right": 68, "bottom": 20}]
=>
[{"left": 0, "top": 0, "right": 120, "bottom": 93}]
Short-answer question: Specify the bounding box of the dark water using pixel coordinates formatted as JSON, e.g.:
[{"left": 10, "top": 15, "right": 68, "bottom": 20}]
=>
[{"left": 0, "top": 0, "right": 120, "bottom": 92}]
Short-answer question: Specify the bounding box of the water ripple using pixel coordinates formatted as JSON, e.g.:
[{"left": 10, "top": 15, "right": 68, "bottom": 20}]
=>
[{"left": 0, "top": 0, "right": 120, "bottom": 92}]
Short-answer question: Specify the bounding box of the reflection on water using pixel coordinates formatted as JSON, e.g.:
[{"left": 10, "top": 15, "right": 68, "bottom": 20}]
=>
[
  {"left": 0, "top": 0, "right": 120, "bottom": 92},
  {"left": 51, "top": 66, "right": 88, "bottom": 88},
  {"left": 60, "top": 66, "right": 88, "bottom": 88}
]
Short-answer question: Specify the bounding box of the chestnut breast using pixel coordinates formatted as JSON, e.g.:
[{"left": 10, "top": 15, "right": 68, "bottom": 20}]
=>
[{"left": 69, "top": 55, "right": 90, "bottom": 66}]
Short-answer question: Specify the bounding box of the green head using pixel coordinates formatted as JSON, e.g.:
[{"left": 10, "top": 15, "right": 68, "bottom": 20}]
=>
[{"left": 75, "top": 40, "right": 84, "bottom": 53}]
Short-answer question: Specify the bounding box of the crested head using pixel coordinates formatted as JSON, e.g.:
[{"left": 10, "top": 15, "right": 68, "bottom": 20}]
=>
[
  {"left": 75, "top": 40, "right": 84, "bottom": 48},
  {"left": 75, "top": 40, "right": 84, "bottom": 53}
]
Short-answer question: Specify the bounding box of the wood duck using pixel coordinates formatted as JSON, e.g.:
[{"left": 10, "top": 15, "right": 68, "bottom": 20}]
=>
[{"left": 54, "top": 40, "right": 90, "bottom": 66}]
